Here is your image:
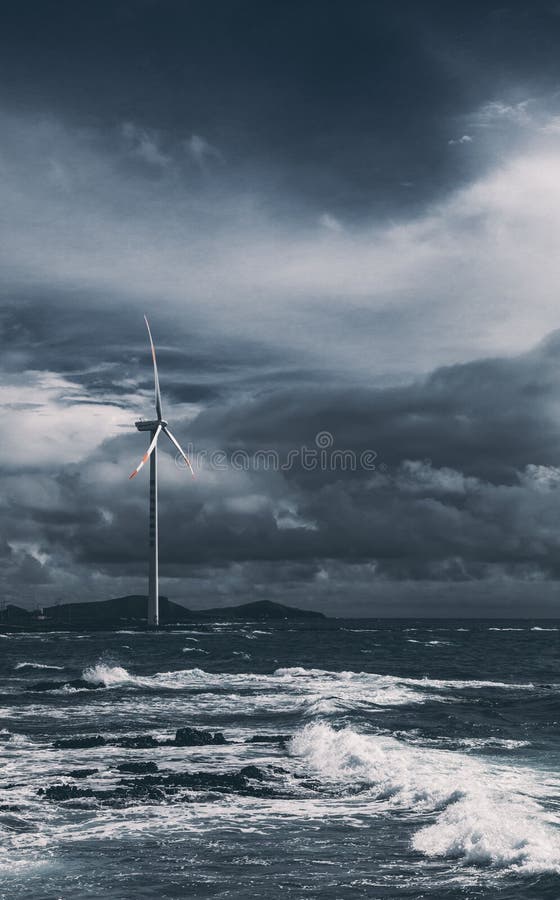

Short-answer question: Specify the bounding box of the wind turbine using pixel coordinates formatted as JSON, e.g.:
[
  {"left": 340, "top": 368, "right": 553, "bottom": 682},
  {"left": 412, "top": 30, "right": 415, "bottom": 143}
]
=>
[{"left": 129, "top": 316, "right": 194, "bottom": 626}]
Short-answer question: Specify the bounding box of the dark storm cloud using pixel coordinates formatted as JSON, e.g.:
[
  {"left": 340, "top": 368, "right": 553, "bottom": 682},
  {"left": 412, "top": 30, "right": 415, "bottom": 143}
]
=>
[
  {"left": 3, "top": 0, "right": 560, "bottom": 218},
  {"left": 4, "top": 334, "right": 560, "bottom": 612},
  {"left": 0, "top": 295, "right": 300, "bottom": 409},
  {"left": 190, "top": 330, "right": 560, "bottom": 484}
]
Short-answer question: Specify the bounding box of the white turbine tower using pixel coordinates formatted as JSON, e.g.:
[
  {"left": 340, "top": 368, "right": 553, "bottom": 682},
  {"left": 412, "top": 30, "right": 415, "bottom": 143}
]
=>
[{"left": 129, "top": 316, "right": 194, "bottom": 627}]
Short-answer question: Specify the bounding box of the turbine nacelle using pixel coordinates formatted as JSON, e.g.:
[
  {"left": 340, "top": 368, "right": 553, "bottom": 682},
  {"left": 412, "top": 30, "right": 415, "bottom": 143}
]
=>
[{"left": 135, "top": 419, "right": 168, "bottom": 432}]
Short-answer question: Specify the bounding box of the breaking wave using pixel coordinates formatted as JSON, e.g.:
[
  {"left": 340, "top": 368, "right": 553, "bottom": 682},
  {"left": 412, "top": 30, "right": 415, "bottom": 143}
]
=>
[
  {"left": 79, "top": 663, "right": 537, "bottom": 707},
  {"left": 290, "top": 722, "right": 560, "bottom": 874},
  {"left": 273, "top": 666, "right": 534, "bottom": 692},
  {"left": 82, "top": 663, "right": 156, "bottom": 688}
]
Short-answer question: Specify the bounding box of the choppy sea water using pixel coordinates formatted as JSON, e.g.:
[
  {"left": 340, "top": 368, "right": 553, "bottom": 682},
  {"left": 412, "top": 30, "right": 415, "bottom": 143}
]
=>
[{"left": 1, "top": 619, "right": 560, "bottom": 899}]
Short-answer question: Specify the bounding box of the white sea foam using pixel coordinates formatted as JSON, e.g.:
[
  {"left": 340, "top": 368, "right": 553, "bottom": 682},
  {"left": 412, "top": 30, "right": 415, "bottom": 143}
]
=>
[
  {"left": 489, "top": 627, "right": 524, "bottom": 632},
  {"left": 14, "top": 662, "right": 65, "bottom": 671},
  {"left": 531, "top": 626, "right": 558, "bottom": 632},
  {"left": 453, "top": 737, "right": 530, "bottom": 750},
  {"left": 404, "top": 733, "right": 531, "bottom": 752},
  {"left": 3, "top": 659, "right": 559, "bottom": 884},
  {"left": 82, "top": 663, "right": 136, "bottom": 686},
  {"left": 82, "top": 664, "right": 534, "bottom": 705},
  {"left": 78, "top": 662, "right": 426, "bottom": 711},
  {"left": 414, "top": 796, "right": 560, "bottom": 872},
  {"left": 275, "top": 667, "right": 533, "bottom": 691},
  {"left": 290, "top": 722, "right": 560, "bottom": 874},
  {"left": 180, "top": 630, "right": 213, "bottom": 636},
  {"left": 341, "top": 628, "right": 379, "bottom": 633},
  {"left": 75, "top": 663, "right": 536, "bottom": 730}
]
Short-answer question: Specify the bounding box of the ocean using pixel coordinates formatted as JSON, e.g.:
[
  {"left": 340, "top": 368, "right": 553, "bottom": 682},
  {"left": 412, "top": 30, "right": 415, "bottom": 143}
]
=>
[{"left": 1, "top": 618, "right": 560, "bottom": 899}]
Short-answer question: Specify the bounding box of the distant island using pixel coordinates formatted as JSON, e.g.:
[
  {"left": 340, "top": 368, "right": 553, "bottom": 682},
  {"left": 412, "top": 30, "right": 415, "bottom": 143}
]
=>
[{"left": 0, "top": 596, "right": 326, "bottom": 630}]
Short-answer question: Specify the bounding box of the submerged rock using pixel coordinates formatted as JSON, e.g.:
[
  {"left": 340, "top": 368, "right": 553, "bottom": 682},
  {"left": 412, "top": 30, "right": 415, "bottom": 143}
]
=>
[
  {"left": 49, "top": 730, "right": 228, "bottom": 751},
  {"left": 53, "top": 735, "right": 106, "bottom": 750},
  {"left": 67, "top": 678, "right": 101, "bottom": 691},
  {"left": 116, "top": 735, "right": 160, "bottom": 748},
  {"left": 27, "top": 678, "right": 99, "bottom": 693},
  {"left": 115, "top": 784, "right": 167, "bottom": 803},
  {"left": 173, "top": 727, "right": 228, "bottom": 746},
  {"left": 247, "top": 734, "right": 291, "bottom": 745},
  {"left": 117, "top": 761, "right": 158, "bottom": 774},
  {"left": 40, "top": 766, "right": 279, "bottom": 807},
  {"left": 238, "top": 765, "right": 266, "bottom": 780},
  {"left": 27, "top": 680, "right": 66, "bottom": 692},
  {"left": 40, "top": 784, "right": 95, "bottom": 801},
  {"left": 65, "top": 768, "right": 99, "bottom": 779},
  {"left": 119, "top": 767, "right": 272, "bottom": 796}
]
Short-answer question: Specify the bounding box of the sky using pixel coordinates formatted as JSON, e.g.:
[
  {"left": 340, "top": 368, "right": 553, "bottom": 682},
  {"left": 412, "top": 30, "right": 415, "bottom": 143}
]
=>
[{"left": 4, "top": 1, "right": 560, "bottom": 615}]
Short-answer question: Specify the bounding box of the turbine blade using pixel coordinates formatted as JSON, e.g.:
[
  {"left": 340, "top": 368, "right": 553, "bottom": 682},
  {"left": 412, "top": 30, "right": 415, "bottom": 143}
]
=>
[
  {"left": 144, "top": 315, "right": 163, "bottom": 420},
  {"left": 129, "top": 424, "right": 162, "bottom": 479},
  {"left": 163, "top": 426, "right": 195, "bottom": 477}
]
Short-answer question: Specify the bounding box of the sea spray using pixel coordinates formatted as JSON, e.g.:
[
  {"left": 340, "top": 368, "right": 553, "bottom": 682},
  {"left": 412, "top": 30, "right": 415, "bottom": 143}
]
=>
[{"left": 290, "top": 722, "right": 560, "bottom": 873}]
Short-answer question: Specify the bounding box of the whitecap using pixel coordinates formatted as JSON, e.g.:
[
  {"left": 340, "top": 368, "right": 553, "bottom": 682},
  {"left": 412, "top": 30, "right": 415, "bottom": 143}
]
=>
[
  {"left": 489, "top": 627, "right": 524, "bottom": 632},
  {"left": 81, "top": 663, "right": 210, "bottom": 690},
  {"left": 290, "top": 722, "right": 560, "bottom": 874},
  {"left": 341, "top": 628, "right": 379, "bottom": 633},
  {"left": 14, "top": 662, "right": 65, "bottom": 671},
  {"left": 414, "top": 795, "right": 560, "bottom": 872}
]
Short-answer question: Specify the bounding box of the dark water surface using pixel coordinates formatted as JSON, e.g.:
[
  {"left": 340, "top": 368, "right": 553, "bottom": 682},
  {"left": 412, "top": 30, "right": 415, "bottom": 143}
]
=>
[{"left": 1, "top": 619, "right": 560, "bottom": 899}]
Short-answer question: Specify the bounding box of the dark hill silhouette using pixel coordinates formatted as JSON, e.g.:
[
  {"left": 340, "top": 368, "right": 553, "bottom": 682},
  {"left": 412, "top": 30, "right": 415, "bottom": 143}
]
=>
[
  {"left": 202, "top": 599, "right": 324, "bottom": 620},
  {"left": 0, "top": 596, "right": 325, "bottom": 629}
]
